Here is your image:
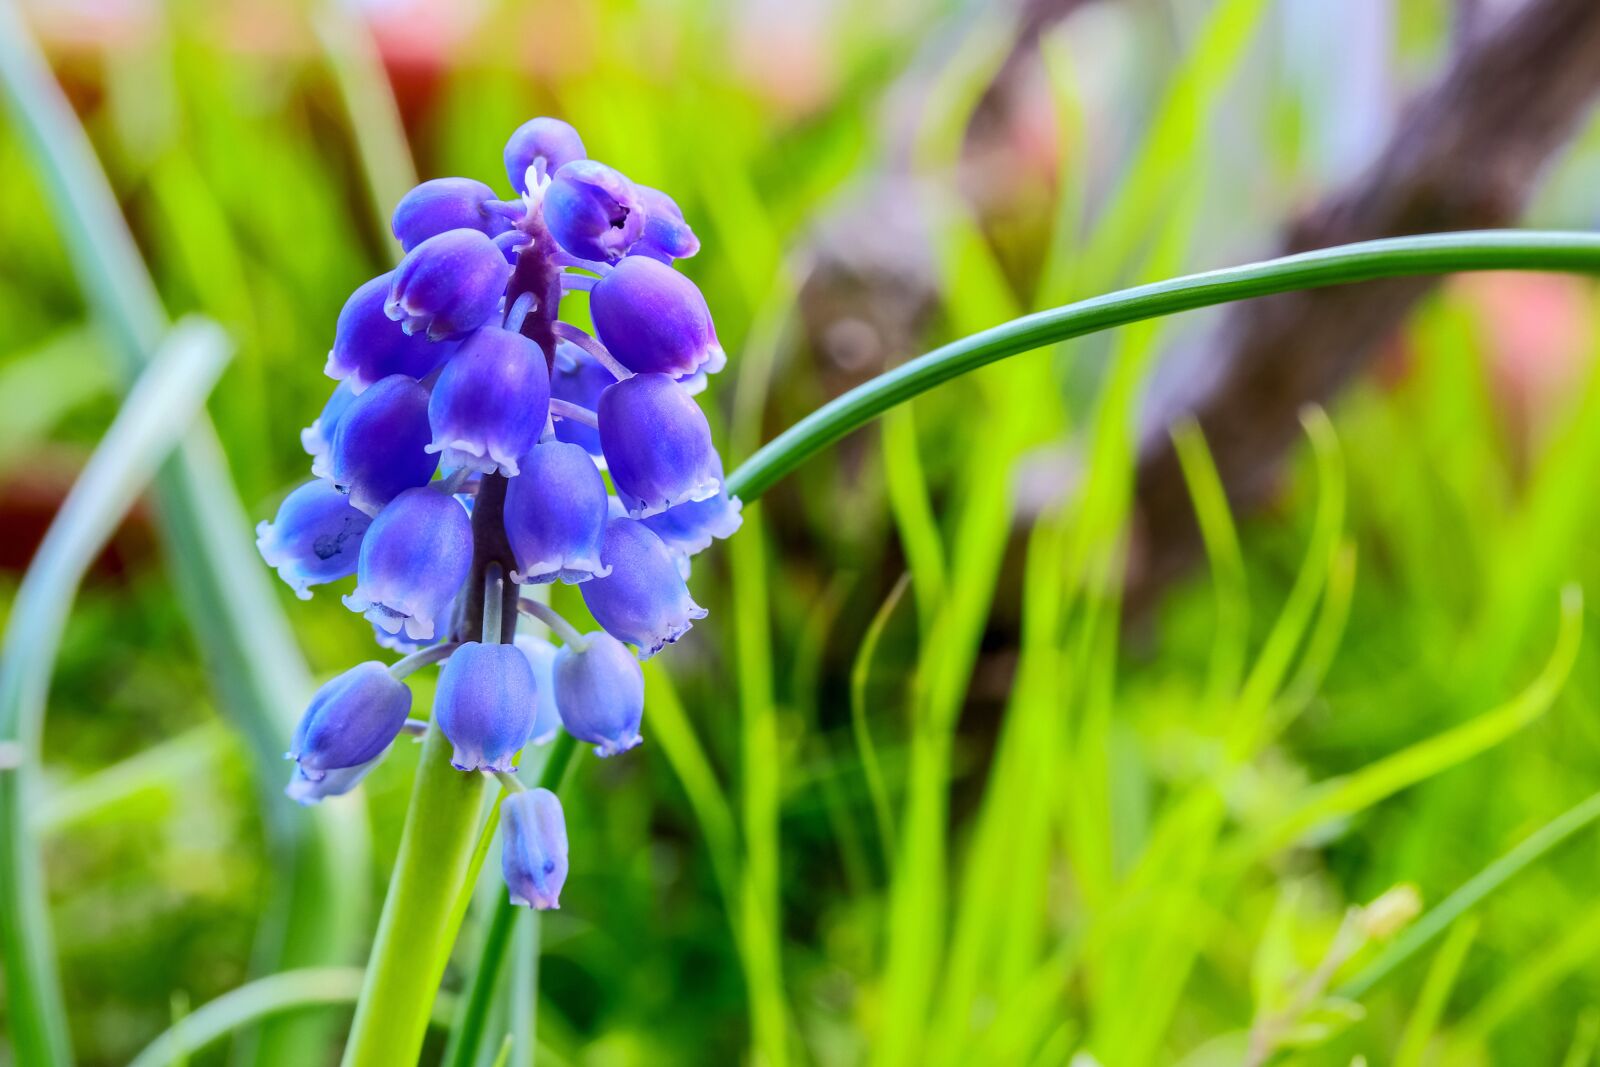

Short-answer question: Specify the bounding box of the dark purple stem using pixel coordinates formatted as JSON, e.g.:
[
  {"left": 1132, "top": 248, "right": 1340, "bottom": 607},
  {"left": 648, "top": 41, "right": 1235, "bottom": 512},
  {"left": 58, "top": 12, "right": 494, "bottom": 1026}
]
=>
[{"left": 462, "top": 473, "right": 518, "bottom": 644}]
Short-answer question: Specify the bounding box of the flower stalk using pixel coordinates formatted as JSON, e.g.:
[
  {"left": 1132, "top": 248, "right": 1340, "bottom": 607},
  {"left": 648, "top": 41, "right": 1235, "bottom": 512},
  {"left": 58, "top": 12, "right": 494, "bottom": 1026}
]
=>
[{"left": 340, "top": 477, "right": 516, "bottom": 1066}]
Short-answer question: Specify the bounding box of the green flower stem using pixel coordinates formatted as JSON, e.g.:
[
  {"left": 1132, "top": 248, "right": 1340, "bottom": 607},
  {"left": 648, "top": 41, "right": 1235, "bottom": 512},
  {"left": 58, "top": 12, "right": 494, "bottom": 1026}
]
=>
[
  {"left": 343, "top": 476, "right": 519, "bottom": 1066},
  {"left": 341, "top": 726, "right": 490, "bottom": 1067},
  {"left": 724, "top": 229, "right": 1600, "bottom": 501},
  {"left": 389, "top": 642, "right": 462, "bottom": 680}
]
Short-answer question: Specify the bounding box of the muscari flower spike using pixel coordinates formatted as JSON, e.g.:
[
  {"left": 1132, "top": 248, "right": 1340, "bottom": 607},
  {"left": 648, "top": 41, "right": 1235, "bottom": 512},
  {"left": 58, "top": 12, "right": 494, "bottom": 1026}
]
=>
[{"left": 260, "top": 115, "right": 737, "bottom": 912}]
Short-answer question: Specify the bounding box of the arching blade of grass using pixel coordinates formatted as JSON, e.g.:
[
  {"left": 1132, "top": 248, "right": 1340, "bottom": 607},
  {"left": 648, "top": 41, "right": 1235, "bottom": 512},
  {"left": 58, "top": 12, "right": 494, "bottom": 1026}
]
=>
[
  {"left": 882, "top": 404, "right": 947, "bottom": 636},
  {"left": 725, "top": 231, "right": 1600, "bottom": 502},
  {"left": 0, "top": 318, "right": 230, "bottom": 1066},
  {"left": 1225, "top": 585, "right": 1582, "bottom": 871},
  {"left": 127, "top": 968, "right": 463, "bottom": 1067},
  {"left": 850, "top": 573, "right": 912, "bottom": 873},
  {"left": 0, "top": 8, "right": 370, "bottom": 1064},
  {"left": 1084, "top": 404, "right": 1344, "bottom": 1066},
  {"left": 1172, "top": 419, "right": 1252, "bottom": 708}
]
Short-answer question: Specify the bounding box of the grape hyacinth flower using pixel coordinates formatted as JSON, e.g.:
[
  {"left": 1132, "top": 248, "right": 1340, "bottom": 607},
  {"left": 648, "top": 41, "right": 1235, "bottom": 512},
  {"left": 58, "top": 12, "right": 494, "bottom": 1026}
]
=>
[
  {"left": 289, "top": 662, "right": 412, "bottom": 780},
  {"left": 553, "top": 631, "right": 644, "bottom": 756},
  {"left": 504, "top": 117, "right": 586, "bottom": 194},
  {"left": 581, "top": 519, "right": 707, "bottom": 657},
  {"left": 391, "top": 177, "right": 514, "bottom": 252},
  {"left": 387, "top": 229, "right": 512, "bottom": 341},
  {"left": 327, "top": 374, "right": 438, "bottom": 516},
  {"left": 542, "top": 160, "right": 642, "bottom": 263},
  {"left": 504, "top": 442, "right": 610, "bottom": 583},
  {"left": 434, "top": 641, "right": 537, "bottom": 772},
  {"left": 344, "top": 487, "right": 472, "bottom": 641},
  {"left": 599, "top": 373, "right": 722, "bottom": 516},
  {"left": 500, "top": 788, "right": 569, "bottom": 909},
  {"left": 302, "top": 380, "right": 356, "bottom": 477},
  {"left": 549, "top": 347, "right": 611, "bottom": 457},
  {"left": 427, "top": 325, "right": 551, "bottom": 476},
  {"left": 258, "top": 116, "right": 736, "bottom": 916},
  {"left": 515, "top": 634, "right": 564, "bottom": 745},
  {"left": 630, "top": 185, "right": 700, "bottom": 263},
  {"left": 256, "top": 479, "right": 371, "bottom": 599},
  {"left": 590, "top": 255, "right": 722, "bottom": 377},
  {"left": 326, "top": 273, "right": 460, "bottom": 393}
]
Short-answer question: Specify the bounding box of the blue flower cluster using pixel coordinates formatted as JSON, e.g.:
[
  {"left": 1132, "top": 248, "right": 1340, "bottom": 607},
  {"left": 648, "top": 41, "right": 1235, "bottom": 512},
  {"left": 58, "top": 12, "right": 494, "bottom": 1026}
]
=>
[{"left": 256, "top": 117, "right": 739, "bottom": 910}]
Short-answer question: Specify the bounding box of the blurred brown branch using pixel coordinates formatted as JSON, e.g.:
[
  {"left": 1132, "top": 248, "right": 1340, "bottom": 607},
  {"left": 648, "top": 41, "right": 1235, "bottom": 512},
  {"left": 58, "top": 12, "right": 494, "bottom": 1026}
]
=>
[{"left": 1130, "top": 0, "right": 1600, "bottom": 605}]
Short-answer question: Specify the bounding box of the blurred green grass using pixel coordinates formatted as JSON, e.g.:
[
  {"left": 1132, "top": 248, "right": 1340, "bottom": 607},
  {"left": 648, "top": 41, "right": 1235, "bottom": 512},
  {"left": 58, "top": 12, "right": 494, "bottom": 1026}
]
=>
[{"left": 4, "top": 0, "right": 1600, "bottom": 1064}]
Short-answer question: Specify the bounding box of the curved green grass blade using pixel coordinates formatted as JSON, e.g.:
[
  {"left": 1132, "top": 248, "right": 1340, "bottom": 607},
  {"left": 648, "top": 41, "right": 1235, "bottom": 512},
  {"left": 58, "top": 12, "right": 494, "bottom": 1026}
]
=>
[
  {"left": 851, "top": 573, "right": 912, "bottom": 871},
  {"left": 0, "top": 318, "right": 231, "bottom": 1066},
  {"left": 127, "top": 968, "right": 460, "bottom": 1067},
  {"left": 1228, "top": 585, "right": 1583, "bottom": 870},
  {"left": 724, "top": 230, "right": 1600, "bottom": 502}
]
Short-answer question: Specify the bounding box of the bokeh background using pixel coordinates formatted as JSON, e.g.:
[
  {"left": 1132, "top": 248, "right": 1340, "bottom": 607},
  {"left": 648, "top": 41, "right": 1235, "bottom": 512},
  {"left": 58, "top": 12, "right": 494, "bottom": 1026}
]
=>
[{"left": 4, "top": 0, "right": 1600, "bottom": 1064}]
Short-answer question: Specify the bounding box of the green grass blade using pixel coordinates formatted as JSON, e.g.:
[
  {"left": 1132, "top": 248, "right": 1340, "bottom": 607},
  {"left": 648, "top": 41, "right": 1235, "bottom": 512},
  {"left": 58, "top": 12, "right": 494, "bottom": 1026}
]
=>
[
  {"left": 725, "top": 231, "right": 1600, "bottom": 502},
  {"left": 1066, "top": 0, "right": 1271, "bottom": 298},
  {"left": 1232, "top": 586, "right": 1583, "bottom": 869},
  {"left": 1393, "top": 917, "right": 1478, "bottom": 1067},
  {"left": 850, "top": 572, "right": 911, "bottom": 871},
  {"left": 1229, "top": 406, "right": 1346, "bottom": 753},
  {"left": 729, "top": 502, "right": 792, "bottom": 1067},
  {"left": 1340, "top": 781, "right": 1600, "bottom": 999},
  {"left": 1451, "top": 903, "right": 1600, "bottom": 1049},
  {"left": 127, "top": 968, "right": 460, "bottom": 1067},
  {"left": 312, "top": 1, "right": 417, "bottom": 258},
  {"left": 1172, "top": 420, "right": 1252, "bottom": 711},
  {"left": 0, "top": 318, "right": 231, "bottom": 1066},
  {"left": 882, "top": 405, "right": 947, "bottom": 635},
  {"left": 129, "top": 969, "right": 367, "bottom": 1067},
  {"left": 443, "top": 885, "right": 519, "bottom": 1067}
]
